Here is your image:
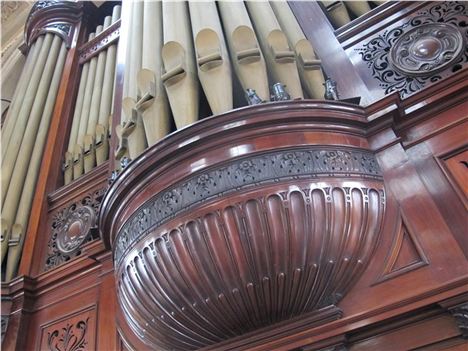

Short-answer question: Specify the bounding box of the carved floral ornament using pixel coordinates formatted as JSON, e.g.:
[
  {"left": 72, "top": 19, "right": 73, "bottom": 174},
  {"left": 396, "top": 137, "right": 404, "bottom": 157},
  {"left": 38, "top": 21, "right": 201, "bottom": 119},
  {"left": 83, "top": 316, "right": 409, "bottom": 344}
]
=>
[
  {"left": 47, "top": 318, "right": 89, "bottom": 351},
  {"left": 358, "top": 1, "right": 467, "bottom": 97}
]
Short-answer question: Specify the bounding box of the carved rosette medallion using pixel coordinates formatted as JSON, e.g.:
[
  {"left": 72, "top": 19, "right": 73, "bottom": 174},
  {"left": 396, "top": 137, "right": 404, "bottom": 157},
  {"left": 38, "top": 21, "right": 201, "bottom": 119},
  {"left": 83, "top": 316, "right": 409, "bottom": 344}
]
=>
[
  {"left": 357, "top": 1, "right": 467, "bottom": 97},
  {"left": 56, "top": 206, "right": 95, "bottom": 255},
  {"left": 45, "top": 188, "right": 105, "bottom": 271},
  {"left": 389, "top": 23, "right": 464, "bottom": 76}
]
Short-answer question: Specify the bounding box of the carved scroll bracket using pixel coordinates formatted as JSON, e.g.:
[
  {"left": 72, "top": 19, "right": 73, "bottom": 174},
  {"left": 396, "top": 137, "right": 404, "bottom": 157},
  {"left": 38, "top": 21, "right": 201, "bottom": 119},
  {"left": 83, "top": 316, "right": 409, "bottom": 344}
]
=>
[{"left": 25, "top": 0, "right": 85, "bottom": 49}]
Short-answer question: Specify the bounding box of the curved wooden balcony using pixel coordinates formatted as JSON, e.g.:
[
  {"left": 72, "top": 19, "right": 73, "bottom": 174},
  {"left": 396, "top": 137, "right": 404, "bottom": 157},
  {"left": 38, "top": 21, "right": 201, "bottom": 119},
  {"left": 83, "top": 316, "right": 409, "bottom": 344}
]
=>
[{"left": 99, "top": 100, "right": 386, "bottom": 350}]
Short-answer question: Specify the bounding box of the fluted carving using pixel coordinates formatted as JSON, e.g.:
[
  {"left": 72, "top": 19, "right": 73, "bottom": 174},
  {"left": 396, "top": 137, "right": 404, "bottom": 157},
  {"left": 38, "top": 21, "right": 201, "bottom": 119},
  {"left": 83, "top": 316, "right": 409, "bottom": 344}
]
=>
[{"left": 117, "top": 182, "right": 385, "bottom": 350}]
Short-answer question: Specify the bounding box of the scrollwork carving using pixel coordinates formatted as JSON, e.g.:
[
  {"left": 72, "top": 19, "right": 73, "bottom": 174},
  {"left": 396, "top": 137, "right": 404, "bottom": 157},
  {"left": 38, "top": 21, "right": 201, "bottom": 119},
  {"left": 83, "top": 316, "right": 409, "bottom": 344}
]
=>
[
  {"left": 114, "top": 147, "right": 382, "bottom": 265},
  {"left": 45, "top": 188, "right": 105, "bottom": 271},
  {"left": 47, "top": 318, "right": 88, "bottom": 351},
  {"left": 357, "top": 1, "right": 467, "bottom": 98}
]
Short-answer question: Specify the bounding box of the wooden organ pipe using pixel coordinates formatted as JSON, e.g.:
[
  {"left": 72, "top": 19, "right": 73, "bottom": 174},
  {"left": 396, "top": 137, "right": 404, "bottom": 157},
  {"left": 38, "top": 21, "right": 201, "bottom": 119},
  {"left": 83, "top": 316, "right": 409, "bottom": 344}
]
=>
[
  {"left": 1, "top": 41, "right": 38, "bottom": 155},
  {"left": 136, "top": 0, "right": 170, "bottom": 146},
  {"left": 161, "top": 1, "right": 199, "bottom": 129},
  {"left": 4, "top": 42, "right": 67, "bottom": 280},
  {"left": 1, "top": 35, "right": 65, "bottom": 263},
  {"left": 345, "top": 1, "right": 372, "bottom": 17},
  {"left": 74, "top": 30, "right": 99, "bottom": 180},
  {"left": 96, "top": 5, "right": 121, "bottom": 165},
  {"left": 270, "top": 1, "right": 325, "bottom": 99},
  {"left": 1, "top": 34, "right": 54, "bottom": 208},
  {"left": 322, "top": 1, "right": 351, "bottom": 28},
  {"left": 84, "top": 16, "right": 113, "bottom": 174},
  {"left": 245, "top": 1, "right": 303, "bottom": 99},
  {"left": 218, "top": 1, "right": 269, "bottom": 101},
  {"left": 189, "top": 1, "right": 233, "bottom": 115},
  {"left": 120, "top": 0, "right": 147, "bottom": 160}
]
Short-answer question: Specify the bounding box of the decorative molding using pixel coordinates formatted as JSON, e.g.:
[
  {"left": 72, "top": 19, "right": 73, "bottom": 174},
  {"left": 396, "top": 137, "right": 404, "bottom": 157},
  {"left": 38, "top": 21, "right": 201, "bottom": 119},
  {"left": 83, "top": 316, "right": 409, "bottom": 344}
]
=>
[
  {"left": 114, "top": 147, "right": 383, "bottom": 265},
  {"left": 78, "top": 19, "right": 120, "bottom": 64},
  {"left": 117, "top": 183, "right": 384, "bottom": 350},
  {"left": 45, "top": 188, "right": 105, "bottom": 271},
  {"left": 1, "top": 315, "right": 8, "bottom": 343},
  {"left": 47, "top": 318, "right": 89, "bottom": 351},
  {"left": 449, "top": 303, "right": 468, "bottom": 339},
  {"left": 357, "top": 1, "right": 467, "bottom": 98},
  {"left": 25, "top": 0, "right": 84, "bottom": 48},
  {"left": 374, "top": 213, "right": 429, "bottom": 284}
]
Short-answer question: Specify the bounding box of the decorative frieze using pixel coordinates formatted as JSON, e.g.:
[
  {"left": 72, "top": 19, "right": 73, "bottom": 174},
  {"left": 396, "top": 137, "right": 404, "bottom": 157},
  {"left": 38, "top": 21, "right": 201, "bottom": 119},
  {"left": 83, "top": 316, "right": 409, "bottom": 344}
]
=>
[{"left": 114, "top": 146, "right": 382, "bottom": 265}]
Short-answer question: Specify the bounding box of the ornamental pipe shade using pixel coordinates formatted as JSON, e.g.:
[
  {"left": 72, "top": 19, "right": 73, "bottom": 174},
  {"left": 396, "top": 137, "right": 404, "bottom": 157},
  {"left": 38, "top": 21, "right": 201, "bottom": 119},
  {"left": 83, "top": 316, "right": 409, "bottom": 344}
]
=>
[{"left": 99, "top": 100, "right": 386, "bottom": 350}]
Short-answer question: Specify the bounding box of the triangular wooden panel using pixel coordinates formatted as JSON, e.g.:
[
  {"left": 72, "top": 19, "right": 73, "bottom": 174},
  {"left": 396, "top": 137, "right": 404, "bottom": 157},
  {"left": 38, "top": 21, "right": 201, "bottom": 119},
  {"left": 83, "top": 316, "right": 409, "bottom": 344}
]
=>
[{"left": 374, "top": 215, "right": 429, "bottom": 284}]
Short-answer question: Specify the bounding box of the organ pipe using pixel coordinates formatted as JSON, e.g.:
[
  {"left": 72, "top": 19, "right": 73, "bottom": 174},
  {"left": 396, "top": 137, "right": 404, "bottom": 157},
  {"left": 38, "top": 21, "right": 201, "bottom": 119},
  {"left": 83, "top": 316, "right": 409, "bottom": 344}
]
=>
[
  {"left": 64, "top": 56, "right": 90, "bottom": 184},
  {"left": 84, "top": 16, "right": 113, "bottom": 174},
  {"left": 1, "top": 35, "right": 52, "bottom": 204},
  {"left": 245, "top": 1, "right": 303, "bottom": 99},
  {"left": 161, "top": 1, "right": 199, "bottom": 129},
  {"left": 121, "top": 0, "right": 147, "bottom": 160},
  {"left": 270, "top": 1, "right": 325, "bottom": 99},
  {"left": 96, "top": 5, "right": 121, "bottom": 165},
  {"left": 322, "top": 1, "right": 351, "bottom": 28},
  {"left": 135, "top": 0, "right": 170, "bottom": 146},
  {"left": 218, "top": 1, "right": 269, "bottom": 101},
  {"left": 5, "top": 42, "right": 67, "bottom": 280},
  {"left": 1, "top": 40, "right": 39, "bottom": 159},
  {"left": 189, "top": 1, "right": 233, "bottom": 115},
  {"left": 74, "top": 29, "right": 99, "bottom": 180},
  {"left": 345, "top": 1, "right": 372, "bottom": 17},
  {"left": 1, "top": 35, "right": 65, "bottom": 263}
]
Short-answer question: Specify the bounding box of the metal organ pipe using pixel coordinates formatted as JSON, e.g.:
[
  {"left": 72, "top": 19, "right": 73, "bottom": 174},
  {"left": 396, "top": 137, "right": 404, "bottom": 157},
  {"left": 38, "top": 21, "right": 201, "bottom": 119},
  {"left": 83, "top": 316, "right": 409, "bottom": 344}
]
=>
[
  {"left": 136, "top": 0, "right": 170, "bottom": 146},
  {"left": 84, "top": 16, "right": 113, "bottom": 174},
  {"left": 5, "top": 42, "right": 68, "bottom": 280},
  {"left": 1, "top": 34, "right": 52, "bottom": 202},
  {"left": 218, "top": 1, "right": 269, "bottom": 101},
  {"left": 74, "top": 29, "right": 99, "bottom": 180},
  {"left": 161, "top": 1, "right": 199, "bottom": 129},
  {"left": 96, "top": 5, "right": 121, "bottom": 166},
  {"left": 270, "top": 1, "right": 325, "bottom": 99},
  {"left": 189, "top": 1, "right": 233, "bottom": 115},
  {"left": 245, "top": 1, "right": 303, "bottom": 99},
  {"left": 1, "top": 41, "right": 39, "bottom": 157},
  {"left": 1, "top": 35, "right": 66, "bottom": 264}
]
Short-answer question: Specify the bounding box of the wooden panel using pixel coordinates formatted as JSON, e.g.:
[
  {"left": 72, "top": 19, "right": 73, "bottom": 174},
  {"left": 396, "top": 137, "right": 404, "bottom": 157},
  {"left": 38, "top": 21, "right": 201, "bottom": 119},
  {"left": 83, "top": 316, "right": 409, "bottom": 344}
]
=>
[
  {"left": 349, "top": 313, "right": 460, "bottom": 351},
  {"left": 38, "top": 306, "right": 96, "bottom": 351}
]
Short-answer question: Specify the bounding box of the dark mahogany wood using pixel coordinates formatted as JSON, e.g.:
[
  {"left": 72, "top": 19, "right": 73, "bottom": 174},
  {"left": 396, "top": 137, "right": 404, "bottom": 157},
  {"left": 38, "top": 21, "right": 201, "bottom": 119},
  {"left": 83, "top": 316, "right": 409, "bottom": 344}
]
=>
[
  {"left": 2, "top": 2, "right": 468, "bottom": 351},
  {"left": 78, "top": 19, "right": 120, "bottom": 64}
]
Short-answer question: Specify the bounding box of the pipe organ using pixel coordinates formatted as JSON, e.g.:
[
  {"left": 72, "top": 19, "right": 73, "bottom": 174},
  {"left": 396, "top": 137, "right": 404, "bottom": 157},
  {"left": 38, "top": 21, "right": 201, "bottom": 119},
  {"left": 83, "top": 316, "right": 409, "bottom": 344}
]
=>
[
  {"left": 1, "top": 1, "right": 467, "bottom": 351},
  {"left": 115, "top": 0, "right": 326, "bottom": 162}
]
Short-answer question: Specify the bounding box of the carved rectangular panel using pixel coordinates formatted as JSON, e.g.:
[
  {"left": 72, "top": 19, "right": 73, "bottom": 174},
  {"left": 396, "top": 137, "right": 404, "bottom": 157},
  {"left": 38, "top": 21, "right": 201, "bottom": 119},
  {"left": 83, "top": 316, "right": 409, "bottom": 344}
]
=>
[
  {"left": 438, "top": 147, "right": 468, "bottom": 204},
  {"left": 38, "top": 306, "right": 96, "bottom": 351}
]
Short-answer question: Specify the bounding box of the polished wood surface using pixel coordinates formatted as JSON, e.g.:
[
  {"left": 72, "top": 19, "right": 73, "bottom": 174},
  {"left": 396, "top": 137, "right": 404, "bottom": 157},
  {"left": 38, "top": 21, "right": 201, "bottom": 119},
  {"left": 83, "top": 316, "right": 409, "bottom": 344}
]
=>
[{"left": 2, "top": 1, "right": 467, "bottom": 350}]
